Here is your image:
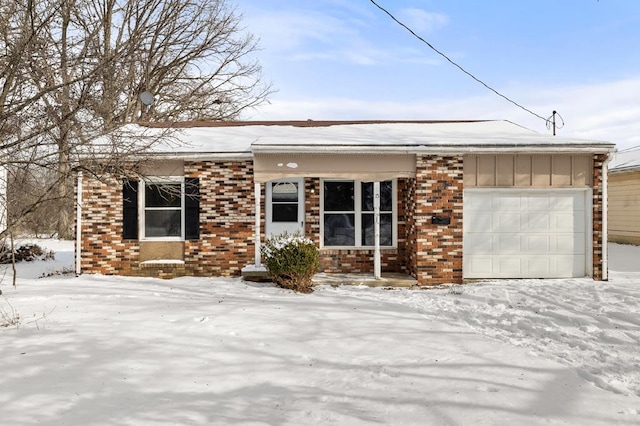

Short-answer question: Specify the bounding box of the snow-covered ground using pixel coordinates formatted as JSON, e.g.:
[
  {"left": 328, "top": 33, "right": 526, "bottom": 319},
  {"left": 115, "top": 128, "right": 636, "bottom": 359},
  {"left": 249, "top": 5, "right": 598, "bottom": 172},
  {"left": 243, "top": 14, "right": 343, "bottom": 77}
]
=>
[{"left": 1, "top": 241, "right": 640, "bottom": 425}]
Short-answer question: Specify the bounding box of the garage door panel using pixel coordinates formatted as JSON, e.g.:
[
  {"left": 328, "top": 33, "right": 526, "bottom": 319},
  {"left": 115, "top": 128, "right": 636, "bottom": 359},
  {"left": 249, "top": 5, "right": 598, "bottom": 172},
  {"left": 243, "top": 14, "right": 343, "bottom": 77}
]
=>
[
  {"left": 466, "top": 212, "right": 494, "bottom": 231},
  {"left": 464, "top": 190, "right": 588, "bottom": 279},
  {"left": 524, "top": 212, "right": 550, "bottom": 231},
  {"left": 468, "top": 234, "right": 532, "bottom": 253},
  {"left": 553, "top": 212, "right": 575, "bottom": 230},
  {"left": 468, "top": 193, "right": 494, "bottom": 209},
  {"left": 553, "top": 233, "right": 586, "bottom": 253},
  {"left": 552, "top": 212, "right": 584, "bottom": 231},
  {"left": 548, "top": 255, "right": 585, "bottom": 276},
  {"left": 523, "top": 235, "right": 551, "bottom": 252},
  {"left": 525, "top": 195, "right": 550, "bottom": 210},
  {"left": 496, "top": 196, "right": 523, "bottom": 209},
  {"left": 466, "top": 234, "right": 494, "bottom": 251},
  {"left": 498, "top": 234, "right": 521, "bottom": 252},
  {"left": 526, "top": 257, "right": 551, "bottom": 276},
  {"left": 467, "top": 257, "right": 494, "bottom": 275},
  {"left": 465, "top": 254, "right": 586, "bottom": 278},
  {"left": 551, "top": 193, "right": 585, "bottom": 210},
  {"left": 498, "top": 258, "right": 523, "bottom": 275},
  {"left": 496, "top": 213, "right": 521, "bottom": 231}
]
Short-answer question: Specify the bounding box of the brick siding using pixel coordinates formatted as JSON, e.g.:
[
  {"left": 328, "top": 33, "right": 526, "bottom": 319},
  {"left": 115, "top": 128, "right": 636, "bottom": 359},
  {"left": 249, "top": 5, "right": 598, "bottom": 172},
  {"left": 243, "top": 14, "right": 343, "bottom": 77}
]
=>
[
  {"left": 79, "top": 160, "right": 257, "bottom": 277},
  {"left": 405, "top": 156, "right": 464, "bottom": 285},
  {"left": 78, "top": 153, "right": 602, "bottom": 284}
]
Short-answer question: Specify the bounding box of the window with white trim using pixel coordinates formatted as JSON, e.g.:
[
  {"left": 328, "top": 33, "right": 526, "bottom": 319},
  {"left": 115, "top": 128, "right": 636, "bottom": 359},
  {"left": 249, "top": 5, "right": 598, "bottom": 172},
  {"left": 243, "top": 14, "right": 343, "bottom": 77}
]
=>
[
  {"left": 321, "top": 179, "right": 396, "bottom": 248},
  {"left": 142, "top": 178, "right": 184, "bottom": 239}
]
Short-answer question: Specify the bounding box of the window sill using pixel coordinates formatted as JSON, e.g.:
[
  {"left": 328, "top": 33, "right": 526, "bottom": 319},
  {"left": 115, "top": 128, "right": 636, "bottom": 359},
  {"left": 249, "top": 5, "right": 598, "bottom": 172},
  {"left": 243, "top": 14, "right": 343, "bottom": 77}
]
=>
[
  {"left": 320, "top": 246, "right": 397, "bottom": 251},
  {"left": 140, "top": 259, "right": 185, "bottom": 268}
]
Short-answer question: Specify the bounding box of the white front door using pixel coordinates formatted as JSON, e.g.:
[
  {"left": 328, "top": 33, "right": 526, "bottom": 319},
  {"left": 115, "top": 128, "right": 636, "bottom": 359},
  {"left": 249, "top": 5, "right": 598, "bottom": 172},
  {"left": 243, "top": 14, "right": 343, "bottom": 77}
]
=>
[{"left": 266, "top": 178, "right": 305, "bottom": 237}]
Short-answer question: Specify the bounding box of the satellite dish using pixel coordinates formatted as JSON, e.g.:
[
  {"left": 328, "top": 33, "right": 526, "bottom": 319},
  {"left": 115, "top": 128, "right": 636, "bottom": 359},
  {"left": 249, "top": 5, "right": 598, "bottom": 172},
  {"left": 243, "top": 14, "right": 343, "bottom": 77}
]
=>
[{"left": 139, "top": 91, "right": 155, "bottom": 106}]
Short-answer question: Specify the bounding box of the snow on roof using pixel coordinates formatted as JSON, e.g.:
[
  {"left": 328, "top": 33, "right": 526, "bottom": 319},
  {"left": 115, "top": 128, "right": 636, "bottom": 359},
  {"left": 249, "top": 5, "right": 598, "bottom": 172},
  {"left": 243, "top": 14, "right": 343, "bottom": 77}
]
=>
[
  {"left": 609, "top": 147, "right": 640, "bottom": 172},
  {"left": 134, "top": 120, "right": 614, "bottom": 155}
]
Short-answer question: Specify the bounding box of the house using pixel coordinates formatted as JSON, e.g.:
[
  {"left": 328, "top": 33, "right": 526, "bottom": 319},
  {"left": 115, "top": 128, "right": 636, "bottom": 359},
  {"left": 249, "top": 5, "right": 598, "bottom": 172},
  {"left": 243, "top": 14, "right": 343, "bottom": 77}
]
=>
[
  {"left": 75, "top": 120, "right": 615, "bottom": 285},
  {"left": 608, "top": 147, "right": 640, "bottom": 245}
]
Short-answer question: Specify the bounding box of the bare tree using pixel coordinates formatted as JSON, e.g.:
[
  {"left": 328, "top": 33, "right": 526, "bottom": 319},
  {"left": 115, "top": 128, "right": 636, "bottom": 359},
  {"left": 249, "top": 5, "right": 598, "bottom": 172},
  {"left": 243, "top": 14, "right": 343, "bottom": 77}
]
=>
[
  {"left": 0, "top": 0, "right": 270, "bottom": 239},
  {"left": 87, "top": 0, "right": 269, "bottom": 126}
]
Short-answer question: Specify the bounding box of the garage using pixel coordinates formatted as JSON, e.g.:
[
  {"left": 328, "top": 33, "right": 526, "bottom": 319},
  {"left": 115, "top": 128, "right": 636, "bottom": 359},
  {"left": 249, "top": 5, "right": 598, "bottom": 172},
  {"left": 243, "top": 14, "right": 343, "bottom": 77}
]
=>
[{"left": 463, "top": 189, "right": 590, "bottom": 279}]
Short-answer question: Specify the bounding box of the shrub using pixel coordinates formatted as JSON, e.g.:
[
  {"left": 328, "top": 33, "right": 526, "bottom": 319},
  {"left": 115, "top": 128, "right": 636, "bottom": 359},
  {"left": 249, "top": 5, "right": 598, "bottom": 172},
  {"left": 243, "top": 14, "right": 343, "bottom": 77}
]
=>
[
  {"left": 0, "top": 242, "right": 55, "bottom": 264},
  {"left": 261, "top": 233, "right": 319, "bottom": 293}
]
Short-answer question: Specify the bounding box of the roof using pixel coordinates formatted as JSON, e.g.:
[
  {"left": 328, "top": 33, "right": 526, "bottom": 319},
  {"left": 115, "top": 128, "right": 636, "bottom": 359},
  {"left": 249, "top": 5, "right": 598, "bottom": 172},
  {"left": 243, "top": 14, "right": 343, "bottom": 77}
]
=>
[
  {"left": 125, "top": 120, "right": 615, "bottom": 158},
  {"left": 609, "top": 147, "right": 640, "bottom": 172}
]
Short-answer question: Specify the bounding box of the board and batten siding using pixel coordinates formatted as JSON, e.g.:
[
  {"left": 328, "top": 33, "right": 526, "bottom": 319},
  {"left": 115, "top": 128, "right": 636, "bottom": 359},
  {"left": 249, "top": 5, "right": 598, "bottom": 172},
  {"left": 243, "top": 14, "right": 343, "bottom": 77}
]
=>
[
  {"left": 464, "top": 155, "right": 593, "bottom": 188},
  {"left": 608, "top": 169, "right": 640, "bottom": 245}
]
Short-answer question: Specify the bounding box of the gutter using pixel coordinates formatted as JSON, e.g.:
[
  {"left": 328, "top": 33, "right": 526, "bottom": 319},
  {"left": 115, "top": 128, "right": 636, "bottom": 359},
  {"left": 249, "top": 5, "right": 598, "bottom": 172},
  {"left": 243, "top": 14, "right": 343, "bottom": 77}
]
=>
[
  {"left": 602, "top": 153, "right": 613, "bottom": 281},
  {"left": 608, "top": 165, "right": 640, "bottom": 174},
  {"left": 144, "top": 152, "right": 253, "bottom": 161},
  {"left": 251, "top": 144, "right": 616, "bottom": 155}
]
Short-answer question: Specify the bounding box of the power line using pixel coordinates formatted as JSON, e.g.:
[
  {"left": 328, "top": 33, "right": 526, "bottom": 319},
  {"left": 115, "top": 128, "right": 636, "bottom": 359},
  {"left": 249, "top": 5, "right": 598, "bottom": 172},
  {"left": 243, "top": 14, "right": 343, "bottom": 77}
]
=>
[{"left": 369, "top": 0, "right": 551, "bottom": 124}]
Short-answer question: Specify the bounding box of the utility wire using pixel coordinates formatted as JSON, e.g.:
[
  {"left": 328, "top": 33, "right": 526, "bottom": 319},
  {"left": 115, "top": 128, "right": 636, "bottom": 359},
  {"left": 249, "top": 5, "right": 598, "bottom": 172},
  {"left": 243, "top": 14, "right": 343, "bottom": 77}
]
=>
[{"left": 369, "top": 0, "right": 550, "bottom": 124}]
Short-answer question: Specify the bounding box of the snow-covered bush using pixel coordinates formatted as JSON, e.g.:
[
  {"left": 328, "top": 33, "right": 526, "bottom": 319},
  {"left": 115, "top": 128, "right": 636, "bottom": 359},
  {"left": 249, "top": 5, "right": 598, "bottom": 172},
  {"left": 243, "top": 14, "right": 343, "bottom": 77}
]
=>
[
  {"left": 0, "top": 242, "right": 55, "bottom": 264},
  {"left": 261, "top": 232, "right": 319, "bottom": 293}
]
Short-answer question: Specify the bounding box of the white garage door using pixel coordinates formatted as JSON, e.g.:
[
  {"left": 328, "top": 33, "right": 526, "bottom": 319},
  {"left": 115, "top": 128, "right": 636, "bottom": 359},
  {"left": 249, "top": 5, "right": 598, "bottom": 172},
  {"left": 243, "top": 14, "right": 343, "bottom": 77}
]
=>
[{"left": 463, "top": 189, "right": 589, "bottom": 279}]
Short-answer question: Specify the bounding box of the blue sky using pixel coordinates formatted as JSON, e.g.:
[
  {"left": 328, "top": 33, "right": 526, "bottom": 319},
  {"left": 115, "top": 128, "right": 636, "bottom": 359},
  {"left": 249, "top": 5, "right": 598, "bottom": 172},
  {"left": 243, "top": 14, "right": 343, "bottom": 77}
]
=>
[{"left": 237, "top": 0, "right": 640, "bottom": 150}]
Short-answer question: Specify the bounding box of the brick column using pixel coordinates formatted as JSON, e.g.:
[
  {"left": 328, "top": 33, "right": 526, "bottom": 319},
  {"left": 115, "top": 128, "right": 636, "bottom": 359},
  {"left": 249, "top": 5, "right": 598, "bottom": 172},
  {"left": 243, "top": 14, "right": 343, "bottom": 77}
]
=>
[
  {"left": 410, "top": 155, "right": 464, "bottom": 285},
  {"left": 592, "top": 154, "right": 606, "bottom": 281}
]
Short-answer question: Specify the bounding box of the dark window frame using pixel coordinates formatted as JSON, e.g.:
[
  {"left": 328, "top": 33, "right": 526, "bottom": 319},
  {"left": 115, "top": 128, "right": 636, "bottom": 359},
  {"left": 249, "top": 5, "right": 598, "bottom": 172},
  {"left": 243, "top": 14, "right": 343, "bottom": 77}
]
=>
[
  {"left": 321, "top": 179, "right": 396, "bottom": 248},
  {"left": 122, "top": 177, "right": 200, "bottom": 241}
]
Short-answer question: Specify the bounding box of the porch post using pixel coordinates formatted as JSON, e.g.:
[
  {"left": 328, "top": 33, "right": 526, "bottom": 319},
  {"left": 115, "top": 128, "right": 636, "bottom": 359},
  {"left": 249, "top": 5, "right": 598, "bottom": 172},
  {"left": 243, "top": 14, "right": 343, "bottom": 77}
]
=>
[
  {"left": 373, "top": 181, "right": 381, "bottom": 279},
  {"left": 75, "top": 172, "right": 83, "bottom": 275},
  {"left": 602, "top": 153, "right": 612, "bottom": 281},
  {"left": 254, "top": 182, "right": 262, "bottom": 267}
]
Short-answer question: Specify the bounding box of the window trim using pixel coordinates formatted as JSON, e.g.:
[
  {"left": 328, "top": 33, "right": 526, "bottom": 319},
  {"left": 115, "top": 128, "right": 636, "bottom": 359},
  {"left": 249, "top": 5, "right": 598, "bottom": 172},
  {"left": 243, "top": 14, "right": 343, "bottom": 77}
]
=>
[
  {"left": 320, "top": 179, "right": 397, "bottom": 249},
  {"left": 140, "top": 177, "right": 185, "bottom": 241}
]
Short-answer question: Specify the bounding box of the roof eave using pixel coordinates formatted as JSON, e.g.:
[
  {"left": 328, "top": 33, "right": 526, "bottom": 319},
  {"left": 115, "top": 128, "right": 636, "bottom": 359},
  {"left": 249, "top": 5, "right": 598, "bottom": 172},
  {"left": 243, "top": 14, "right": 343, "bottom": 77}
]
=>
[
  {"left": 609, "top": 165, "right": 640, "bottom": 173},
  {"left": 145, "top": 151, "right": 253, "bottom": 161},
  {"left": 251, "top": 144, "right": 616, "bottom": 155}
]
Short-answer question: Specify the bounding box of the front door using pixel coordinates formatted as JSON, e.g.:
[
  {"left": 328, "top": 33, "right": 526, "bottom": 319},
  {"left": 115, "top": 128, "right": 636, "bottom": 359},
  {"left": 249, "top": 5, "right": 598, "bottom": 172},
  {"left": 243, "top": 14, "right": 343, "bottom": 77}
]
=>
[{"left": 266, "top": 178, "right": 305, "bottom": 237}]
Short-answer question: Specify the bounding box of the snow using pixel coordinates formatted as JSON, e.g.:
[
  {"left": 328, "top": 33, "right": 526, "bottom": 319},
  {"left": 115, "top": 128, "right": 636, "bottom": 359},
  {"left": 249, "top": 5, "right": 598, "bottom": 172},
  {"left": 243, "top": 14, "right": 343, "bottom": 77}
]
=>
[
  {"left": 122, "top": 121, "right": 614, "bottom": 155},
  {"left": 2, "top": 241, "right": 640, "bottom": 425},
  {"left": 610, "top": 147, "right": 640, "bottom": 172}
]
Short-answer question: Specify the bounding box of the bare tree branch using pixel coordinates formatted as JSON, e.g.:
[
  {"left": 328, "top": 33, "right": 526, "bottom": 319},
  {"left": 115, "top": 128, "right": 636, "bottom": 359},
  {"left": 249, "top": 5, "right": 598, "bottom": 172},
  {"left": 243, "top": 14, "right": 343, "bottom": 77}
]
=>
[{"left": 0, "top": 0, "right": 270, "bottom": 238}]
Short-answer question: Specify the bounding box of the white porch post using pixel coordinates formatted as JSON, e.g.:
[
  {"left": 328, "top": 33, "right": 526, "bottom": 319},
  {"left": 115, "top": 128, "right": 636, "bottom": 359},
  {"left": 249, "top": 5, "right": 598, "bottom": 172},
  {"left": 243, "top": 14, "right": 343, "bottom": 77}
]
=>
[
  {"left": 373, "top": 181, "right": 381, "bottom": 280},
  {"left": 75, "top": 172, "right": 83, "bottom": 275},
  {"left": 254, "top": 182, "right": 262, "bottom": 268},
  {"left": 602, "top": 153, "right": 612, "bottom": 281}
]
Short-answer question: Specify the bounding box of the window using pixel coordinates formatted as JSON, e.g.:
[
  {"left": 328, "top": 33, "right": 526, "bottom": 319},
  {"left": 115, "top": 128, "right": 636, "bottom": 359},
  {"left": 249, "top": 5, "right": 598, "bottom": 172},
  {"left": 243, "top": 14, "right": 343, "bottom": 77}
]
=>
[
  {"left": 271, "top": 181, "right": 299, "bottom": 222},
  {"left": 322, "top": 180, "right": 395, "bottom": 247},
  {"left": 361, "top": 181, "right": 393, "bottom": 246},
  {"left": 122, "top": 177, "right": 199, "bottom": 240},
  {"left": 143, "top": 180, "right": 183, "bottom": 238}
]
